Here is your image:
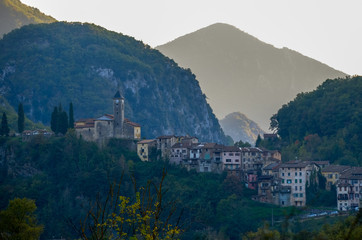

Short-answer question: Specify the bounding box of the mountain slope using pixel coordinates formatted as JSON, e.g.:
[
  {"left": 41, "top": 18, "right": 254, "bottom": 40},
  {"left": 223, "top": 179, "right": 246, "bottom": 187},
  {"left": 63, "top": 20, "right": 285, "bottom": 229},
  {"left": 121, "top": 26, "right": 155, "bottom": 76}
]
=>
[
  {"left": 0, "top": 0, "right": 55, "bottom": 37},
  {"left": 0, "top": 22, "right": 226, "bottom": 142},
  {"left": 156, "top": 23, "right": 346, "bottom": 130},
  {"left": 220, "top": 112, "right": 264, "bottom": 145}
]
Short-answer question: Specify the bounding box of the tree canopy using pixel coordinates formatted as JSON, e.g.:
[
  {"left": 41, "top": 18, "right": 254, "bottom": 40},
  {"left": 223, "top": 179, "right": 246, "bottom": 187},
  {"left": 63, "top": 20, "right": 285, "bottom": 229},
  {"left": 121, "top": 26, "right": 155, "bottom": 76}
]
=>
[{"left": 270, "top": 76, "right": 362, "bottom": 165}]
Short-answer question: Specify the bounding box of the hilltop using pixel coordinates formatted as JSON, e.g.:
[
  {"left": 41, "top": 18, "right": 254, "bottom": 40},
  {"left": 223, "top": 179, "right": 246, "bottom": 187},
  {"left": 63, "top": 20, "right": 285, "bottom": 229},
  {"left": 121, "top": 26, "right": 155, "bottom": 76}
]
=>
[
  {"left": 156, "top": 23, "right": 346, "bottom": 130},
  {"left": 0, "top": 22, "right": 226, "bottom": 142},
  {"left": 219, "top": 112, "right": 264, "bottom": 145},
  {"left": 0, "top": 0, "right": 55, "bottom": 37}
]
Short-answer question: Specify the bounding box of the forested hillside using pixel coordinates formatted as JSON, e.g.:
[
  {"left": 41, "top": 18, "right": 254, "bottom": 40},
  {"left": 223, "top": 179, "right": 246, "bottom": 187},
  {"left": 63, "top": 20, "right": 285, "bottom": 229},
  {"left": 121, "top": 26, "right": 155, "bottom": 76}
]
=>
[
  {"left": 0, "top": 22, "right": 226, "bottom": 142},
  {"left": 0, "top": 134, "right": 291, "bottom": 239},
  {"left": 270, "top": 76, "right": 362, "bottom": 165},
  {"left": 0, "top": 0, "right": 55, "bottom": 37}
]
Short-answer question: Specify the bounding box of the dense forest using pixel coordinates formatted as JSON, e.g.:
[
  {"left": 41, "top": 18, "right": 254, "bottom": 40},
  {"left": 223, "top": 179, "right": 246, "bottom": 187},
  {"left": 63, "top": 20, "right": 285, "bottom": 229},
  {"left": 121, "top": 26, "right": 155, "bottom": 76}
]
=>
[
  {"left": 267, "top": 76, "right": 362, "bottom": 166},
  {"left": 0, "top": 22, "right": 226, "bottom": 143},
  {"left": 0, "top": 133, "right": 340, "bottom": 240}
]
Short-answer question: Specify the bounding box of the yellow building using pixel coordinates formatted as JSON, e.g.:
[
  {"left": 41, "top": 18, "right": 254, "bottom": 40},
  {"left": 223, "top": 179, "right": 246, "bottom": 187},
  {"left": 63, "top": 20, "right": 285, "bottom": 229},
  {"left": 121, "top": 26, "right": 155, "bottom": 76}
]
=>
[
  {"left": 137, "top": 139, "right": 157, "bottom": 161},
  {"left": 321, "top": 165, "right": 351, "bottom": 190}
]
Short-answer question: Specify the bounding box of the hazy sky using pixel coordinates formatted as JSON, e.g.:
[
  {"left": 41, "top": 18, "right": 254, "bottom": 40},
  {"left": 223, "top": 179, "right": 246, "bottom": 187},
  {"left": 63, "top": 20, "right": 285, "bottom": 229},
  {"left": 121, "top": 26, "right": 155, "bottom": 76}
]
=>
[{"left": 21, "top": 0, "right": 362, "bottom": 75}]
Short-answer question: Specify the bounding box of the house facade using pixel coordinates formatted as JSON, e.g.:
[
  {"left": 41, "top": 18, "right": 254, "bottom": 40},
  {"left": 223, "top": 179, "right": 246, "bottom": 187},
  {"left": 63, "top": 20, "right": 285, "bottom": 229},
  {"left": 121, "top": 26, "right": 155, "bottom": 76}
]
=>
[
  {"left": 336, "top": 167, "right": 362, "bottom": 211},
  {"left": 137, "top": 139, "right": 157, "bottom": 161}
]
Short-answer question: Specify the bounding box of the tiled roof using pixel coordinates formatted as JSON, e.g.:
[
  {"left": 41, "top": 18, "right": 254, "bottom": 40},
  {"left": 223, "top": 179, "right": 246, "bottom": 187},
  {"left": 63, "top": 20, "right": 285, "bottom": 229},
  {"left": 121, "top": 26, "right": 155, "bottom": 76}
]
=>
[
  {"left": 172, "top": 142, "right": 193, "bottom": 148},
  {"left": 241, "top": 147, "right": 263, "bottom": 152},
  {"left": 340, "top": 167, "right": 362, "bottom": 180},
  {"left": 124, "top": 118, "right": 140, "bottom": 127},
  {"left": 222, "top": 145, "right": 241, "bottom": 152},
  {"left": 263, "top": 162, "right": 281, "bottom": 170},
  {"left": 75, "top": 118, "right": 95, "bottom": 128},
  {"left": 138, "top": 139, "right": 156, "bottom": 144},
  {"left": 157, "top": 135, "right": 176, "bottom": 139},
  {"left": 322, "top": 165, "right": 350, "bottom": 173},
  {"left": 279, "top": 161, "right": 311, "bottom": 168}
]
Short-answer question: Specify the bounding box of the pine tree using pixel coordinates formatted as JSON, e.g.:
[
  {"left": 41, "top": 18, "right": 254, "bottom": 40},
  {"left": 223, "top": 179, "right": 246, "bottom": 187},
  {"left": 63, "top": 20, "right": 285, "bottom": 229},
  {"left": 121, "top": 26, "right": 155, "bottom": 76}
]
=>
[
  {"left": 17, "top": 103, "right": 25, "bottom": 133},
  {"left": 68, "top": 102, "right": 74, "bottom": 129},
  {"left": 1, "top": 112, "right": 10, "bottom": 136},
  {"left": 51, "top": 107, "right": 58, "bottom": 133}
]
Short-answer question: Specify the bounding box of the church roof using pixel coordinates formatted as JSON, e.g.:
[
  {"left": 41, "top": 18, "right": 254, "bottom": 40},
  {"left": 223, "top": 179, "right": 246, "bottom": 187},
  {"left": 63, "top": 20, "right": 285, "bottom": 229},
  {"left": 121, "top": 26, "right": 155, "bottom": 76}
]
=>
[
  {"left": 113, "top": 90, "right": 124, "bottom": 99},
  {"left": 96, "top": 115, "right": 113, "bottom": 121}
]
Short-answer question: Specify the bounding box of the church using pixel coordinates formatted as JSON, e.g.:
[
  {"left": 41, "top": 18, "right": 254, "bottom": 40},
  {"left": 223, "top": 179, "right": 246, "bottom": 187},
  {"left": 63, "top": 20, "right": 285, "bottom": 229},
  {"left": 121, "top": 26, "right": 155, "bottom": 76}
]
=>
[{"left": 75, "top": 91, "right": 141, "bottom": 143}]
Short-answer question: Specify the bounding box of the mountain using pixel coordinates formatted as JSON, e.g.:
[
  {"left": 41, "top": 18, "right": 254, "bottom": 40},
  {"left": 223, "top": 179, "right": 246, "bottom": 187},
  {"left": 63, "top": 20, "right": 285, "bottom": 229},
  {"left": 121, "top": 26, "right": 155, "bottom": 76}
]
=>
[
  {"left": 0, "top": 0, "right": 55, "bottom": 37},
  {"left": 156, "top": 23, "right": 347, "bottom": 130},
  {"left": 0, "top": 22, "right": 226, "bottom": 143},
  {"left": 219, "top": 112, "right": 265, "bottom": 145},
  {"left": 270, "top": 76, "right": 362, "bottom": 165}
]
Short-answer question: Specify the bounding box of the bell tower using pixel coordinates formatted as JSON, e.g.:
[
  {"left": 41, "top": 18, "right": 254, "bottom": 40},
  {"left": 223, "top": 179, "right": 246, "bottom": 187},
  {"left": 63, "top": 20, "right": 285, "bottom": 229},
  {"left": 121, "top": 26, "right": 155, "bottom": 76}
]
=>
[{"left": 113, "top": 90, "right": 124, "bottom": 137}]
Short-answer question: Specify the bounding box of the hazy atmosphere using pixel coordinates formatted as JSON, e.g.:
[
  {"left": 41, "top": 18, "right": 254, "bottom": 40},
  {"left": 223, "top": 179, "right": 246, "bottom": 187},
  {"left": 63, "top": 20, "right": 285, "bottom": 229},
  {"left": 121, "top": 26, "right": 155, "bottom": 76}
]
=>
[{"left": 21, "top": 0, "right": 362, "bottom": 76}]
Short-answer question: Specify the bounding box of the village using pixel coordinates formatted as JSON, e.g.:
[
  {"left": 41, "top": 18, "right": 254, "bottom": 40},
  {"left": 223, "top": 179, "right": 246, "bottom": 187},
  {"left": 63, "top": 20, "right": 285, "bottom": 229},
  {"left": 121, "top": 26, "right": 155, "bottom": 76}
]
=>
[{"left": 22, "top": 91, "right": 362, "bottom": 212}]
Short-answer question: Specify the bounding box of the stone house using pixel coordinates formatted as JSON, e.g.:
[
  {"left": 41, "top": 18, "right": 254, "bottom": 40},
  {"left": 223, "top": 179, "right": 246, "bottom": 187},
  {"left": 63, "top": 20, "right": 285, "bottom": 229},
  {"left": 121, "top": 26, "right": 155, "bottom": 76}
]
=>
[
  {"left": 336, "top": 167, "right": 362, "bottom": 211},
  {"left": 137, "top": 139, "right": 157, "bottom": 162},
  {"left": 156, "top": 135, "right": 178, "bottom": 159},
  {"left": 75, "top": 91, "right": 141, "bottom": 144},
  {"left": 279, "top": 161, "right": 319, "bottom": 207},
  {"left": 222, "top": 146, "right": 241, "bottom": 171}
]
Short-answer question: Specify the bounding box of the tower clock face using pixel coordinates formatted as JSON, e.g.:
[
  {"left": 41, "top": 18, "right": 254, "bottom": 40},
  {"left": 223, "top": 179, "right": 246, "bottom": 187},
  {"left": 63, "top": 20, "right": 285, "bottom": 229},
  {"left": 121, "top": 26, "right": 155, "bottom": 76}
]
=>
[{"left": 115, "top": 99, "right": 119, "bottom": 103}]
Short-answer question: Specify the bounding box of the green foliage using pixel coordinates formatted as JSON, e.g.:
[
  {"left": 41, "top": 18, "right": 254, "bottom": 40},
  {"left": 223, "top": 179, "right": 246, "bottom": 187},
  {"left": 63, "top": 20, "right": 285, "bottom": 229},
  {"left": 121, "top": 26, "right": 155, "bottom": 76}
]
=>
[
  {"left": 50, "top": 105, "right": 68, "bottom": 134},
  {"left": 1, "top": 112, "right": 10, "bottom": 136},
  {"left": 0, "top": 135, "right": 291, "bottom": 239},
  {"left": 234, "top": 140, "right": 251, "bottom": 148},
  {"left": 270, "top": 76, "right": 362, "bottom": 165},
  {"left": 0, "top": 197, "right": 43, "bottom": 240},
  {"left": 17, "top": 103, "right": 24, "bottom": 133},
  {"left": 68, "top": 102, "right": 74, "bottom": 129},
  {"left": 255, "top": 134, "right": 262, "bottom": 147},
  {"left": 0, "top": 22, "right": 226, "bottom": 143}
]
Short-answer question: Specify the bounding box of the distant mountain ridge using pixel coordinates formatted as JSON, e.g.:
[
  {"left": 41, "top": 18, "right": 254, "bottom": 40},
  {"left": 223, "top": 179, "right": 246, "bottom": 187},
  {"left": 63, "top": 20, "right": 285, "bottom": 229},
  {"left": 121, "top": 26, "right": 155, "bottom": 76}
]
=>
[
  {"left": 220, "top": 112, "right": 265, "bottom": 145},
  {"left": 0, "top": 0, "right": 55, "bottom": 37},
  {"left": 156, "top": 23, "right": 347, "bottom": 130},
  {"left": 0, "top": 22, "right": 226, "bottom": 143}
]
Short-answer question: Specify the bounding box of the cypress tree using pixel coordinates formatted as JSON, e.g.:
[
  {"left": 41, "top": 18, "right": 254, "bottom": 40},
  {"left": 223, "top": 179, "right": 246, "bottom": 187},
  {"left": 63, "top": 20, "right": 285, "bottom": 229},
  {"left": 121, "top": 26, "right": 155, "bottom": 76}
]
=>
[
  {"left": 51, "top": 107, "right": 58, "bottom": 133},
  {"left": 69, "top": 102, "right": 74, "bottom": 129},
  {"left": 17, "top": 103, "right": 25, "bottom": 133},
  {"left": 1, "top": 112, "right": 10, "bottom": 136},
  {"left": 58, "top": 111, "right": 68, "bottom": 134},
  {"left": 255, "top": 134, "right": 262, "bottom": 147}
]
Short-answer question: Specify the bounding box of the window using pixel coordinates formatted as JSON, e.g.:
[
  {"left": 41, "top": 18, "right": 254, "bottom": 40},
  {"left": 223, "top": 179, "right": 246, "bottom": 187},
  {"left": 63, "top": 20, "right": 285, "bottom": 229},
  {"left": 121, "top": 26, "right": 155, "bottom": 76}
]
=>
[
  {"left": 295, "top": 179, "right": 298, "bottom": 183},
  {"left": 299, "top": 172, "right": 302, "bottom": 176},
  {"left": 287, "top": 179, "right": 292, "bottom": 184},
  {"left": 282, "top": 173, "right": 285, "bottom": 176},
  {"left": 226, "top": 159, "right": 231, "bottom": 162},
  {"left": 288, "top": 173, "right": 290, "bottom": 176},
  {"left": 294, "top": 193, "right": 298, "bottom": 198},
  {"left": 282, "top": 179, "right": 285, "bottom": 184},
  {"left": 235, "top": 160, "right": 239, "bottom": 162},
  {"left": 299, "top": 179, "right": 302, "bottom": 183},
  {"left": 328, "top": 174, "right": 333, "bottom": 179},
  {"left": 295, "top": 172, "right": 298, "bottom": 176},
  {"left": 235, "top": 153, "right": 240, "bottom": 156},
  {"left": 300, "top": 193, "right": 303, "bottom": 197},
  {"left": 300, "top": 186, "right": 302, "bottom": 191},
  {"left": 229, "top": 153, "right": 234, "bottom": 156},
  {"left": 295, "top": 186, "right": 298, "bottom": 191}
]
